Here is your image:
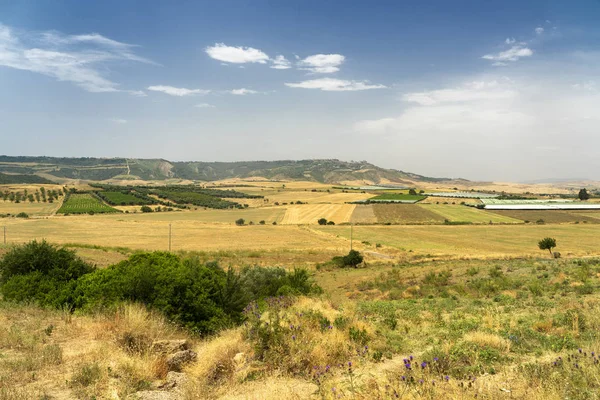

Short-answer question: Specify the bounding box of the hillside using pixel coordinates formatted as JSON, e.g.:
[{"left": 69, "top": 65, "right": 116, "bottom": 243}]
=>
[{"left": 0, "top": 156, "right": 448, "bottom": 184}]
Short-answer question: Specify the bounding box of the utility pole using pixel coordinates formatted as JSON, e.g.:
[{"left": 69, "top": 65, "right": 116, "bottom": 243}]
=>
[
  {"left": 350, "top": 223, "right": 353, "bottom": 251},
  {"left": 3, "top": 226, "right": 5, "bottom": 245},
  {"left": 168, "top": 224, "right": 172, "bottom": 252}
]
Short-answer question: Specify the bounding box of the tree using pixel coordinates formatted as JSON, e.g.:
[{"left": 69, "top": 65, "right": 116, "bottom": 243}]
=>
[
  {"left": 538, "top": 237, "right": 557, "bottom": 257},
  {"left": 235, "top": 218, "right": 245, "bottom": 226},
  {"left": 140, "top": 205, "right": 153, "bottom": 213},
  {"left": 408, "top": 189, "right": 417, "bottom": 195},
  {"left": 317, "top": 218, "right": 328, "bottom": 225},
  {"left": 578, "top": 188, "right": 590, "bottom": 201},
  {"left": 343, "top": 250, "right": 363, "bottom": 268}
]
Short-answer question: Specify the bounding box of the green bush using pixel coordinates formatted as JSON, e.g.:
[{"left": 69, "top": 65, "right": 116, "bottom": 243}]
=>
[
  {"left": 0, "top": 241, "right": 95, "bottom": 307},
  {"left": 16, "top": 212, "right": 29, "bottom": 218}
]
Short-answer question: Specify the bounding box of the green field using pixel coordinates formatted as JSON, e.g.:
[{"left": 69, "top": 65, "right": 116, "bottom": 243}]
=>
[
  {"left": 57, "top": 193, "right": 119, "bottom": 214},
  {"left": 96, "top": 191, "right": 153, "bottom": 205},
  {"left": 370, "top": 193, "right": 426, "bottom": 202},
  {"left": 422, "top": 204, "right": 523, "bottom": 223}
]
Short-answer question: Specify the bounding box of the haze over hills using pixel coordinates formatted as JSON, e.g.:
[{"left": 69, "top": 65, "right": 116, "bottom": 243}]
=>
[{"left": 0, "top": 156, "right": 451, "bottom": 185}]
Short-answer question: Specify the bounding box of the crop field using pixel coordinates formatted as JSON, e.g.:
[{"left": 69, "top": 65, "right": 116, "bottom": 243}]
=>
[
  {"left": 421, "top": 204, "right": 523, "bottom": 223},
  {"left": 96, "top": 191, "right": 153, "bottom": 205},
  {"left": 419, "top": 196, "right": 481, "bottom": 205},
  {"left": 266, "top": 190, "right": 372, "bottom": 205},
  {"left": 57, "top": 193, "right": 119, "bottom": 214},
  {"left": 280, "top": 204, "right": 356, "bottom": 224},
  {"left": 488, "top": 209, "right": 600, "bottom": 224},
  {"left": 372, "top": 204, "right": 446, "bottom": 224},
  {"left": 368, "top": 193, "right": 426, "bottom": 202},
  {"left": 350, "top": 204, "right": 377, "bottom": 223},
  {"left": 424, "top": 191, "right": 498, "bottom": 198}
]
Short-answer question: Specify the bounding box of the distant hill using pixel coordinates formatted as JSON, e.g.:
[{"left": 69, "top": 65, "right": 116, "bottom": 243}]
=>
[
  {"left": 0, "top": 156, "right": 450, "bottom": 185},
  {"left": 0, "top": 172, "right": 55, "bottom": 184}
]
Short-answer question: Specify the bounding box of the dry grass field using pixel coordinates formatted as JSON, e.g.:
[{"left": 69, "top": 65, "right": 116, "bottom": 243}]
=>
[
  {"left": 0, "top": 200, "right": 61, "bottom": 216},
  {"left": 314, "top": 224, "right": 600, "bottom": 258},
  {"left": 280, "top": 204, "right": 356, "bottom": 224},
  {"left": 350, "top": 204, "right": 377, "bottom": 224}
]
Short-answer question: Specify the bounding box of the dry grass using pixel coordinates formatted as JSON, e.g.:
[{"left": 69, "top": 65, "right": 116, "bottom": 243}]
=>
[{"left": 463, "top": 331, "right": 511, "bottom": 352}]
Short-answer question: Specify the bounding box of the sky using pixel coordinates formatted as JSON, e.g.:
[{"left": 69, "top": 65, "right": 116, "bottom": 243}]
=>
[{"left": 0, "top": 0, "right": 599, "bottom": 181}]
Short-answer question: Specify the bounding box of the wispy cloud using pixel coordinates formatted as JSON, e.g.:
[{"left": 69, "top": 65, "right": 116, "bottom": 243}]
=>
[
  {"left": 482, "top": 44, "right": 533, "bottom": 64},
  {"left": 285, "top": 77, "right": 386, "bottom": 91},
  {"left": 403, "top": 81, "right": 517, "bottom": 106},
  {"left": 205, "top": 43, "right": 269, "bottom": 64},
  {"left": 271, "top": 55, "right": 291, "bottom": 69},
  {"left": 147, "top": 85, "right": 210, "bottom": 96},
  {"left": 109, "top": 118, "right": 128, "bottom": 124},
  {"left": 297, "top": 54, "right": 345, "bottom": 73},
  {"left": 505, "top": 37, "right": 516, "bottom": 44},
  {"left": 535, "top": 27, "right": 544, "bottom": 35},
  {"left": 228, "top": 88, "right": 259, "bottom": 95},
  {"left": 195, "top": 103, "right": 215, "bottom": 108},
  {"left": 0, "top": 23, "right": 152, "bottom": 94}
]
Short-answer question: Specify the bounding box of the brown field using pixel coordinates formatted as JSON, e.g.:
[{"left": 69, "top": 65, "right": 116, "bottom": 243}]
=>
[
  {"left": 280, "top": 204, "right": 356, "bottom": 224},
  {"left": 350, "top": 204, "right": 377, "bottom": 224},
  {"left": 372, "top": 203, "right": 446, "bottom": 224},
  {"left": 0, "top": 200, "right": 61, "bottom": 216},
  {"left": 488, "top": 209, "right": 600, "bottom": 224},
  {"left": 266, "top": 190, "right": 372, "bottom": 205}
]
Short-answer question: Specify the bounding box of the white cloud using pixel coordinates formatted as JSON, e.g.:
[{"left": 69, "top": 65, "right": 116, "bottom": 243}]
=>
[
  {"left": 195, "top": 103, "right": 215, "bottom": 108},
  {"left": 403, "top": 81, "right": 517, "bottom": 105},
  {"left": 505, "top": 38, "right": 516, "bottom": 44},
  {"left": 109, "top": 118, "right": 127, "bottom": 124},
  {"left": 228, "top": 88, "right": 259, "bottom": 95},
  {"left": 535, "top": 27, "right": 544, "bottom": 35},
  {"left": 285, "top": 77, "right": 386, "bottom": 91},
  {"left": 297, "top": 54, "right": 345, "bottom": 73},
  {"left": 271, "top": 55, "right": 291, "bottom": 69},
  {"left": 205, "top": 43, "right": 269, "bottom": 64},
  {"left": 0, "top": 23, "right": 152, "bottom": 93},
  {"left": 572, "top": 81, "right": 596, "bottom": 91},
  {"left": 482, "top": 44, "right": 533, "bottom": 63},
  {"left": 147, "top": 85, "right": 210, "bottom": 96}
]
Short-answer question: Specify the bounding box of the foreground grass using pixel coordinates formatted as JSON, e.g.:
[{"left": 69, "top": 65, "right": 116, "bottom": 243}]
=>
[{"left": 2, "top": 256, "right": 600, "bottom": 399}]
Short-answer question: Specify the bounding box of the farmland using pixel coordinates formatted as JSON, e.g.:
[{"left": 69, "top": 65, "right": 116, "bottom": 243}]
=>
[
  {"left": 57, "top": 193, "right": 119, "bottom": 214},
  {"left": 421, "top": 204, "right": 523, "bottom": 224},
  {"left": 488, "top": 209, "right": 600, "bottom": 224},
  {"left": 95, "top": 190, "right": 154, "bottom": 205},
  {"left": 371, "top": 203, "right": 446, "bottom": 224},
  {"left": 280, "top": 203, "right": 356, "bottom": 224},
  {"left": 367, "top": 193, "right": 426, "bottom": 203}
]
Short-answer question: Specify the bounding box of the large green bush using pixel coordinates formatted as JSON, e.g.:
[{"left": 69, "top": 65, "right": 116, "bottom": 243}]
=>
[
  {"left": 0, "top": 240, "right": 95, "bottom": 307},
  {"left": 0, "top": 241, "right": 321, "bottom": 335}
]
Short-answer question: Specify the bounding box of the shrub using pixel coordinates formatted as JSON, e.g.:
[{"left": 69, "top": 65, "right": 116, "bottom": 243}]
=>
[
  {"left": 140, "top": 205, "right": 153, "bottom": 213},
  {"left": 317, "top": 218, "right": 328, "bottom": 225},
  {"left": 326, "top": 221, "right": 335, "bottom": 225},
  {"left": 15, "top": 212, "right": 29, "bottom": 218},
  {"left": 332, "top": 250, "right": 364, "bottom": 268},
  {"left": 235, "top": 218, "right": 245, "bottom": 226}
]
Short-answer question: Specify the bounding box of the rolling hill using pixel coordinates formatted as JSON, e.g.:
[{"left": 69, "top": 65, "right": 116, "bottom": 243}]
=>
[{"left": 0, "top": 156, "right": 449, "bottom": 185}]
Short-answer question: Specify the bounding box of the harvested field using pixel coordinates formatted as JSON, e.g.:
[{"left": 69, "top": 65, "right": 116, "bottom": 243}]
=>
[
  {"left": 267, "top": 190, "right": 372, "bottom": 204},
  {"left": 372, "top": 204, "right": 446, "bottom": 224},
  {"left": 422, "top": 204, "right": 522, "bottom": 224},
  {"left": 280, "top": 204, "right": 356, "bottom": 224},
  {"left": 488, "top": 209, "right": 600, "bottom": 224},
  {"left": 350, "top": 204, "right": 377, "bottom": 224},
  {"left": 420, "top": 196, "right": 481, "bottom": 205},
  {"left": 0, "top": 200, "right": 61, "bottom": 216}
]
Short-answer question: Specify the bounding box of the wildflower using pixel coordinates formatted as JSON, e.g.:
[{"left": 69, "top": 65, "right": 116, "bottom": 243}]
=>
[
  {"left": 410, "top": 355, "right": 413, "bottom": 361},
  {"left": 579, "top": 348, "right": 583, "bottom": 353},
  {"left": 433, "top": 357, "right": 439, "bottom": 362},
  {"left": 421, "top": 361, "right": 427, "bottom": 369},
  {"left": 401, "top": 376, "right": 406, "bottom": 381},
  {"left": 419, "top": 379, "right": 424, "bottom": 384},
  {"left": 292, "top": 335, "right": 296, "bottom": 340},
  {"left": 445, "top": 375, "right": 450, "bottom": 382},
  {"left": 348, "top": 361, "right": 352, "bottom": 367},
  {"left": 405, "top": 363, "right": 411, "bottom": 370}
]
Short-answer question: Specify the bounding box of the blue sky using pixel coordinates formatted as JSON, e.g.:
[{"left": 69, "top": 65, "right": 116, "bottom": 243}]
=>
[{"left": 1, "top": 0, "right": 599, "bottom": 181}]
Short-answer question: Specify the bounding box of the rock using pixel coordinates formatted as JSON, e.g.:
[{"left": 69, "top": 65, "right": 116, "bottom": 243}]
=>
[
  {"left": 158, "top": 372, "right": 188, "bottom": 390},
  {"left": 233, "top": 352, "right": 245, "bottom": 364},
  {"left": 151, "top": 340, "right": 190, "bottom": 355},
  {"left": 166, "top": 349, "right": 197, "bottom": 371},
  {"left": 127, "top": 391, "right": 181, "bottom": 400}
]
